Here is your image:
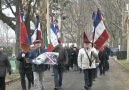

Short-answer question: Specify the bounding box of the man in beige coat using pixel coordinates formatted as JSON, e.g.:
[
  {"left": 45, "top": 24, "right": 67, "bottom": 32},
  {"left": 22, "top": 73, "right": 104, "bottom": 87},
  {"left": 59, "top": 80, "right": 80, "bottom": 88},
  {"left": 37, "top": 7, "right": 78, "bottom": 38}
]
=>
[{"left": 78, "top": 41, "right": 98, "bottom": 90}]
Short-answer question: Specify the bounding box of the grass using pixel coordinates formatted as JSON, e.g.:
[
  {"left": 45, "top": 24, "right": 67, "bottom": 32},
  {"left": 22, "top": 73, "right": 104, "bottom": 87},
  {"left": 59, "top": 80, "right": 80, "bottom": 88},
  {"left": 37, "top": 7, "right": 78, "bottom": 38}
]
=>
[
  {"left": 7, "top": 74, "right": 19, "bottom": 80},
  {"left": 6, "top": 69, "right": 20, "bottom": 81},
  {"left": 119, "top": 60, "right": 129, "bottom": 70}
]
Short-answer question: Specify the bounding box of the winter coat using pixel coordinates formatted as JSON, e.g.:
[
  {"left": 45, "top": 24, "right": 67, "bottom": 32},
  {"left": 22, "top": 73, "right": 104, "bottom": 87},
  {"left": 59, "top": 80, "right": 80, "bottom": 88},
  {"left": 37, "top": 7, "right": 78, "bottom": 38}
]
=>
[
  {"left": 78, "top": 47, "right": 98, "bottom": 69},
  {"left": 98, "top": 50, "right": 108, "bottom": 63},
  {"left": 72, "top": 50, "right": 78, "bottom": 65},
  {"left": 104, "top": 46, "right": 111, "bottom": 60},
  {"left": 52, "top": 45, "right": 68, "bottom": 69},
  {"left": 16, "top": 52, "right": 32, "bottom": 69},
  {"left": 29, "top": 47, "right": 48, "bottom": 72},
  {"left": 52, "top": 45, "right": 68, "bottom": 64},
  {"left": 0, "top": 52, "right": 11, "bottom": 77}
]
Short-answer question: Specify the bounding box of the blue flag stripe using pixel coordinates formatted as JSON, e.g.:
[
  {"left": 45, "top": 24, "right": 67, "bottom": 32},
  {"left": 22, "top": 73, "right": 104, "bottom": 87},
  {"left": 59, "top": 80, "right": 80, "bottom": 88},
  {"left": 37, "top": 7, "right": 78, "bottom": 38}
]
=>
[
  {"left": 94, "top": 9, "right": 101, "bottom": 29},
  {"left": 51, "top": 24, "right": 57, "bottom": 35}
]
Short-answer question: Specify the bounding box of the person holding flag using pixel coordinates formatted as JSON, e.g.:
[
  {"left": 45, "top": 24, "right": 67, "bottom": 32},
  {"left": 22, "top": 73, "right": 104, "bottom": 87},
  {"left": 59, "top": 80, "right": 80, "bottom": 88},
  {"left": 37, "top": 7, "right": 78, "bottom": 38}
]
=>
[
  {"left": 29, "top": 40, "right": 48, "bottom": 90},
  {"left": 78, "top": 32, "right": 99, "bottom": 90},
  {"left": 17, "top": 9, "right": 33, "bottom": 90},
  {"left": 29, "top": 12, "right": 49, "bottom": 90},
  {"left": 17, "top": 49, "right": 33, "bottom": 90}
]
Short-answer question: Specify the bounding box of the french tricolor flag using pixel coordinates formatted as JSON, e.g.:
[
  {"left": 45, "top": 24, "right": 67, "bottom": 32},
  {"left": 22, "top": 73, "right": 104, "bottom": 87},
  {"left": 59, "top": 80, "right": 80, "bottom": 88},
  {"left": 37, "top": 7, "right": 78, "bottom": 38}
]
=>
[
  {"left": 93, "top": 9, "right": 109, "bottom": 49},
  {"left": 31, "top": 15, "right": 43, "bottom": 46},
  {"left": 47, "top": 24, "right": 59, "bottom": 51}
]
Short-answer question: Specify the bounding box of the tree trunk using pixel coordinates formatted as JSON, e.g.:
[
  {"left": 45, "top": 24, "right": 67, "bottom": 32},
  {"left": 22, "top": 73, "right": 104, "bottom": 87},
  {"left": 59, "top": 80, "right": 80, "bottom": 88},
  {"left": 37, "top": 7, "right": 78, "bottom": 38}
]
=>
[
  {"left": 38, "top": 0, "right": 47, "bottom": 46},
  {"left": 40, "top": 0, "right": 47, "bottom": 31},
  {"left": 15, "top": 0, "right": 20, "bottom": 56}
]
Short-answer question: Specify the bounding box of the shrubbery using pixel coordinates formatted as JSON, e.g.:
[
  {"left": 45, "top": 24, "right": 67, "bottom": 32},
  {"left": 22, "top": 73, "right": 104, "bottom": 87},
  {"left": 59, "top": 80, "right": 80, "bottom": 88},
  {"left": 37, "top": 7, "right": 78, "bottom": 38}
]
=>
[
  {"left": 3, "top": 47, "right": 13, "bottom": 56},
  {"left": 117, "top": 51, "right": 127, "bottom": 60}
]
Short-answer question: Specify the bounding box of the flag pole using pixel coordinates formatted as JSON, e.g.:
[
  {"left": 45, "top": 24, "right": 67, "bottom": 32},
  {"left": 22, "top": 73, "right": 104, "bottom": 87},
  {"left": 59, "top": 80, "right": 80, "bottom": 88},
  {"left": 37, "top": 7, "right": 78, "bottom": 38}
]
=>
[{"left": 47, "top": 0, "right": 50, "bottom": 42}]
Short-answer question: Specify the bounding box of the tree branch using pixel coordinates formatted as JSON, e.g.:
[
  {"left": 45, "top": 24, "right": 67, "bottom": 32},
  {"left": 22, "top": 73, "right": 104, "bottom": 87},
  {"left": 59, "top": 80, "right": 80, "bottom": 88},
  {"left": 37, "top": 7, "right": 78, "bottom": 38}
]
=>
[
  {"left": 5, "top": 0, "right": 15, "bottom": 16},
  {"left": 0, "top": 12, "right": 15, "bottom": 30}
]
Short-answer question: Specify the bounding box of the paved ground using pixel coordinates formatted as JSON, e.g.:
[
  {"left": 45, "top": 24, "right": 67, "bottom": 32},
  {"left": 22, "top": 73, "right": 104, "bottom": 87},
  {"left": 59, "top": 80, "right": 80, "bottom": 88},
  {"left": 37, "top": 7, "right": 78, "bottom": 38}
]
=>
[{"left": 6, "top": 57, "right": 129, "bottom": 90}]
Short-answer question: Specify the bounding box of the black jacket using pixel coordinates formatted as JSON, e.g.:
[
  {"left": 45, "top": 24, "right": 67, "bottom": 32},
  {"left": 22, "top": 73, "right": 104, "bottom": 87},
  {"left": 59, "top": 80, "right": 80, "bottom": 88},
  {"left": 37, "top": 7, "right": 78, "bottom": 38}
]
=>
[
  {"left": 17, "top": 52, "right": 32, "bottom": 69},
  {"left": 0, "top": 52, "right": 11, "bottom": 77},
  {"left": 72, "top": 50, "right": 78, "bottom": 65},
  {"left": 98, "top": 50, "right": 108, "bottom": 63}
]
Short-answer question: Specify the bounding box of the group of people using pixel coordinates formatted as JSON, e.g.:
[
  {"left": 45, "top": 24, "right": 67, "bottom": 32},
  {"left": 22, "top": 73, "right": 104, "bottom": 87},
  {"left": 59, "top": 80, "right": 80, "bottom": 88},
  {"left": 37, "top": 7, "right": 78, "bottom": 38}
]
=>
[
  {"left": 17, "top": 40, "right": 67, "bottom": 90},
  {"left": 0, "top": 39, "right": 111, "bottom": 90},
  {"left": 66, "top": 45, "right": 79, "bottom": 71}
]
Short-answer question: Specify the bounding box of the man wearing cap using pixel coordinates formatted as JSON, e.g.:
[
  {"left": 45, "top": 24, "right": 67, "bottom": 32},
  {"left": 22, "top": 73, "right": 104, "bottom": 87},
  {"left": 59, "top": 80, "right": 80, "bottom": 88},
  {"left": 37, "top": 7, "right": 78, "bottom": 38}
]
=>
[
  {"left": 0, "top": 46, "right": 11, "bottom": 90},
  {"left": 77, "top": 41, "right": 99, "bottom": 90},
  {"left": 29, "top": 40, "right": 47, "bottom": 90}
]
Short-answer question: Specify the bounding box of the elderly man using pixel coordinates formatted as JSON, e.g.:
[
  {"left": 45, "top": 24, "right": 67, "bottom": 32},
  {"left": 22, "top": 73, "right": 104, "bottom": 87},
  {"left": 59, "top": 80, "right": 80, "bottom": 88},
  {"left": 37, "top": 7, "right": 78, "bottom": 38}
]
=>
[
  {"left": 78, "top": 41, "right": 99, "bottom": 90},
  {"left": 29, "top": 40, "right": 47, "bottom": 90},
  {"left": 0, "top": 46, "right": 11, "bottom": 90}
]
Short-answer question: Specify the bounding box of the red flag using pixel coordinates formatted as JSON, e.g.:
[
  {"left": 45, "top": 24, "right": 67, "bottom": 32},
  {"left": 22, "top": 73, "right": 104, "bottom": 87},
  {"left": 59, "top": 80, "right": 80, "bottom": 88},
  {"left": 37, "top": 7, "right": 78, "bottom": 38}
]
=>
[{"left": 19, "top": 10, "right": 30, "bottom": 51}]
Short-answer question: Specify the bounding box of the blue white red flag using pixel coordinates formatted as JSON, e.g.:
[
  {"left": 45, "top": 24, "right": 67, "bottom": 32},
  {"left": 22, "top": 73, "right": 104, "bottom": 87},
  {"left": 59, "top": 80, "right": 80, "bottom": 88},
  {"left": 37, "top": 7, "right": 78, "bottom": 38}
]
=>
[
  {"left": 47, "top": 23, "right": 59, "bottom": 52},
  {"left": 47, "top": 14, "right": 62, "bottom": 51},
  {"left": 31, "top": 15, "right": 43, "bottom": 46},
  {"left": 93, "top": 9, "right": 109, "bottom": 49}
]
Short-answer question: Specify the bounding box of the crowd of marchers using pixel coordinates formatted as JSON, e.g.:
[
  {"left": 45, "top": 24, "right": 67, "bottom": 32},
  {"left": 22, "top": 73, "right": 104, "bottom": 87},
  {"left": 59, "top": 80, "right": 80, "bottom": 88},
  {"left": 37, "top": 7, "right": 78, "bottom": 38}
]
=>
[{"left": 0, "top": 40, "right": 111, "bottom": 90}]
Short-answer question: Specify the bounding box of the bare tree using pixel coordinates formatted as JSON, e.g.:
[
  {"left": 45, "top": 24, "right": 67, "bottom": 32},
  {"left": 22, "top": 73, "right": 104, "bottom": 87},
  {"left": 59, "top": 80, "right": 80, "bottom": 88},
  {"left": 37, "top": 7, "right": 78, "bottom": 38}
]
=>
[
  {"left": 0, "top": 0, "right": 47, "bottom": 55},
  {"left": 62, "top": 0, "right": 95, "bottom": 47},
  {"left": 0, "top": 21, "right": 15, "bottom": 47}
]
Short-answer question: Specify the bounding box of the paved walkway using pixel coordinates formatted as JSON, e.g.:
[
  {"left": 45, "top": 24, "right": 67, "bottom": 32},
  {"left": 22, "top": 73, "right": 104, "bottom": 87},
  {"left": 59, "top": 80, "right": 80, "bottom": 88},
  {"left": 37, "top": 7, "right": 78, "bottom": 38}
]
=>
[{"left": 6, "top": 57, "right": 129, "bottom": 90}]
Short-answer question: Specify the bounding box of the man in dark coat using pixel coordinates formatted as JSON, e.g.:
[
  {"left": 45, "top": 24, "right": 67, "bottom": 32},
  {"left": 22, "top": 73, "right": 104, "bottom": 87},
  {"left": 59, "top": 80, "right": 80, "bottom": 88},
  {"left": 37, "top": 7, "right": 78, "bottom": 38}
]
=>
[
  {"left": 98, "top": 47, "right": 107, "bottom": 75},
  {"left": 69, "top": 45, "right": 74, "bottom": 70},
  {"left": 104, "top": 45, "right": 111, "bottom": 71},
  {"left": 52, "top": 42, "right": 68, "bottom": 90},
  {"left": 17, "top": 49, "right": 33, "bottom": 90},
  {"left": 0, "top": 46, "right": 11, "bottom": 90},
  {"left": 72, "top": 47, "right": 79, "bottom": 71}
]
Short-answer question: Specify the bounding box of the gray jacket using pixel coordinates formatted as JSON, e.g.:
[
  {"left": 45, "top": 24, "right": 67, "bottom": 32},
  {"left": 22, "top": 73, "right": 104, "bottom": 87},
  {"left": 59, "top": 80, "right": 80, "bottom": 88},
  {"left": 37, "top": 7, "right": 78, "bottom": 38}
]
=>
[{"left": 0, "top": 52, "right": 11, "bottom": 77}]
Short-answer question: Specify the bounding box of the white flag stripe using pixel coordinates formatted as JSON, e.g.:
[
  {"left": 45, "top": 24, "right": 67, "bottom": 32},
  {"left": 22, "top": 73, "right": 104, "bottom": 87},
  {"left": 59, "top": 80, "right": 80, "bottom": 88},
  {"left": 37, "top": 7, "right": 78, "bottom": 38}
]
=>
[
  {"left": 50, "top": 28, "right": 59, "bottom": 47},
  {"left": 31, "top": 30, "right": 37, "bottom": 43},
  {"left": 94, "top": 21, "right": 106, "bottom": 41},
  {"left": 38, "top": 23, "right": 41, "bottom": 31}
]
